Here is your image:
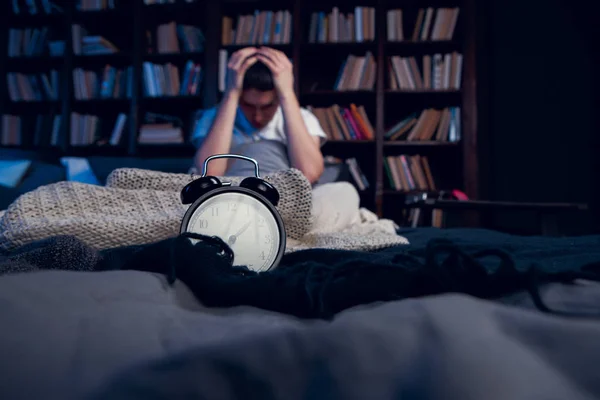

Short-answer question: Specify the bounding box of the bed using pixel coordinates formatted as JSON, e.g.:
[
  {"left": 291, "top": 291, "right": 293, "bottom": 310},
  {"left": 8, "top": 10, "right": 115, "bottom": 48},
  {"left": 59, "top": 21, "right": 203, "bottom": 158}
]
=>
[{"left": 1, "top": 167, "right": 600, "bottom": 400}]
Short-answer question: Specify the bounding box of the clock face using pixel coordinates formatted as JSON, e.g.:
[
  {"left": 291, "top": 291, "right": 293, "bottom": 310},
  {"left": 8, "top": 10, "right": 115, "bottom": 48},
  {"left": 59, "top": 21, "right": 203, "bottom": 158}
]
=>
[{"left": 186, "top": 191, "right": 281, "bottom": 272}]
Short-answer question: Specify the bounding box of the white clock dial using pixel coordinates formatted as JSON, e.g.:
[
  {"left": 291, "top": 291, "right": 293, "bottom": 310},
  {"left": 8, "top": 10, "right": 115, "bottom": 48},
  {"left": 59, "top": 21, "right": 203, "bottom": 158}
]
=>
[{"left": 187, "top": 192, "right": 281, "bottom": 272}]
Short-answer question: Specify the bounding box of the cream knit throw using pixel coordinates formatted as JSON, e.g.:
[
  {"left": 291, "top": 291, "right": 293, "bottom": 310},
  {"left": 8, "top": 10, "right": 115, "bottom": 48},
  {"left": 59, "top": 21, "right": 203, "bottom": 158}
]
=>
[{"left": 0, "top": 168, "right": 408, "bottom": 252}]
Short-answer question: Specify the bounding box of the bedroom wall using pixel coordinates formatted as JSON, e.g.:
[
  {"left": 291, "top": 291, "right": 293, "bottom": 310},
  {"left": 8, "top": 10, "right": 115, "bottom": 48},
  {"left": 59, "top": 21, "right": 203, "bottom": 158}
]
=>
[{"left": 482, "top": 0, "right": 597, "bottom": 235}]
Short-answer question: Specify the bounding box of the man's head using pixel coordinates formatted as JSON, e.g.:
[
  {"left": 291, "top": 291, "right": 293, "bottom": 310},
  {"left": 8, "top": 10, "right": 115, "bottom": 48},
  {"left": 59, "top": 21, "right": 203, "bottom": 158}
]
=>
[{"left": 240, "top": 60, "right": 278, "bottom": 129}]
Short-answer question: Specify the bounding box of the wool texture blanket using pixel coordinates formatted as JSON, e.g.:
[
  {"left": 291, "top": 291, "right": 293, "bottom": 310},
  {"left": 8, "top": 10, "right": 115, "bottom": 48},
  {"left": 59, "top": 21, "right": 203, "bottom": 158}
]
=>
[
  {"left": 0, "top": 168, "right": 407, "bottom": 252},
  {"left": 2, "top": 227, "right": 600, "bottom": 319}
]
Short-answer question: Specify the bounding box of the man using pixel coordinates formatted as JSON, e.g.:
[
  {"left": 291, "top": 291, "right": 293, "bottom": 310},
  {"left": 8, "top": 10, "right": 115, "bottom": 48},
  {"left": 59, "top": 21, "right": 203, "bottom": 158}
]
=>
[{"left": 191, "top": 46, "right": 327, "bottom": 184}]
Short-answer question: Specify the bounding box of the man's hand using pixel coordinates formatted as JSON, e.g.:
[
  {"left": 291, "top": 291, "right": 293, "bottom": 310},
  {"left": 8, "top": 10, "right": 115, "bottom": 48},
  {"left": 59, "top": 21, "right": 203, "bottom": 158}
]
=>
[
  {"left": 226, "top": 47, "right": 258, "bottom": 95},
  {"left": 256, "top": 47, "right": 294, "bottom": 96}
]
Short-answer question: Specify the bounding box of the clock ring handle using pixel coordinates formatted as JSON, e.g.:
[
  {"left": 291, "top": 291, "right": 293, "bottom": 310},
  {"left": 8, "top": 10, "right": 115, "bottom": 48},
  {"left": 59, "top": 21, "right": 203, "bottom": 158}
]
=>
[{"left": 201, "top": 154, "right": 260, "bottom": 178}]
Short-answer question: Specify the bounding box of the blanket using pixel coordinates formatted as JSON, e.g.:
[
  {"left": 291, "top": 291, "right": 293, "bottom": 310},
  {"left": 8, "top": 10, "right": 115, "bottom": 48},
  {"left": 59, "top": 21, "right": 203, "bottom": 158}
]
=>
[
  {"left": 0, "top": 167, "right": 407, "bottom": 253},
  {"left": 1, "top": 228, "right": 600, "bottom": 399},
  {"left": 2, "top": 227, "right": 600, "bottom": 319}
]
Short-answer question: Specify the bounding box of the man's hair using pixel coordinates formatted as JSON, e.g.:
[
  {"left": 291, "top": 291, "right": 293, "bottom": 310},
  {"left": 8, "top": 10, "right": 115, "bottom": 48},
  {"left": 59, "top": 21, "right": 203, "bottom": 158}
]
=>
[{"left": 243, "top": 60, "right": 274, "bottom": 91}]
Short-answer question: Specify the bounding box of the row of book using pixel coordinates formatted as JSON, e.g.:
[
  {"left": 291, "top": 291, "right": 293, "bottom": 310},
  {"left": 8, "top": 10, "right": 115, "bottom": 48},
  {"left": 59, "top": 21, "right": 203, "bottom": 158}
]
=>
[
  {"left": 76, "top": 0, "right": 117, "bottom": 11},
  {"left": 147, "top": 22, "right": 205, "bottom": 54},
  {"left": 307, "top": 103, "right": 374, "bottom": 141},
  {"left": 138, "top": 123, "right": 183, "bottom": 144},
  {"left": 11, "top": 0, "right": 215, "bottom": 13},
  {"left": 385, "top": 107, "right": 461, "bottom": 142},
  {"left": 405, "top": 207, "right": 444, "bottom": 228},
  {"left": 7, "top": 61, "right": 199, "bottom": 101},
  {"left": 70, "top": 111, "right": 127, "bottom": 146},
  {"left": 388, "top": 52, "right": 463, "bottom": 91},
  {"left": 1, "top": 113, "right": 62, "bottom": 146},
  {"left": 384, "top": 154, "right": 436, "bottom": 192},
  {"left": 7, "top": 27, "right": 64, "bottom": 57},
  {"left": 2, "top": 114, "right": 23, "bottom": 145},
  {"left": 73, "top": 66, "right": 133, "bottom": 100},
  {"left": 0, "top": 110, "right": 188, "bottom": 148},
  {"left": 221, "top": 10, "right": 293, "bottom": 45},
  {"left": 334, "top": 52, "right": 377, "bottom": 91},
  {"left": 1, "top": 106, "right": 461, "bottom": 147},
  {"left": 11, "top": 0, "right": 120, "bottom": 14},
  {"left": 72, "top": 25, "right": 119, "bottom": 55},
  {"left": 10, "top": 0, "right": 59, "bottom": 14},
  {"left": 137, "top": 111, "right": 185, "bottom": 144},
  {"left": 4, "top": 53, "right": 457, "bottom": 96},
  {"left": 387, "top": 7, "right": 460, "bottom": 42},
  {"left": 324, "top": 156, "right": 370, "bottom": 191},
  {"left": 7, "top": 71, "right": 60, "bottom": 101},
  {"left": 345, "top": 157, "right": 369, "bottom": 191},
  {"left": 142, "top": 61, "right": 202, "bottom": 97},
  {"left": 307, "top": 7, "right": 376, "bottom": 43}
]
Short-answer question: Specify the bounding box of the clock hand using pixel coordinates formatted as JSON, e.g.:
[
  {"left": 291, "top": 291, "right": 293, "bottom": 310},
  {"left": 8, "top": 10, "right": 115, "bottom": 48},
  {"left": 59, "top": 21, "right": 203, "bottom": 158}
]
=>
[
  {"left": 227, "top": 221, "right": 252, "bottom": 245},
  {"left": 234, "top": 221, "right": 252, "bottom": 237}
]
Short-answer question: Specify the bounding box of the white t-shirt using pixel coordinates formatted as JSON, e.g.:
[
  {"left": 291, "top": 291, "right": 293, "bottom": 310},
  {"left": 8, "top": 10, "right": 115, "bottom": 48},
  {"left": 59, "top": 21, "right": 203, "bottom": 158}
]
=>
[{"left": 190, "top": 105, "right": 328, "bottom": 149}]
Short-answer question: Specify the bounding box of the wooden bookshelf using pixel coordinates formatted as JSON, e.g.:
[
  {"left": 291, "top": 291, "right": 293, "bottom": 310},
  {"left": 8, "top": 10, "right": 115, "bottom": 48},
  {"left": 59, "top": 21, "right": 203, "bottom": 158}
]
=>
[{"left": 0, "top": 0, "right": 482, "bottom": 226}]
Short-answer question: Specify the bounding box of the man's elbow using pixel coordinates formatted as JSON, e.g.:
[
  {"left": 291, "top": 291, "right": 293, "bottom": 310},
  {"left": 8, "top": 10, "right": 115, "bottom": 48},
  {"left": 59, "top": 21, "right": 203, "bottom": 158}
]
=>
[
  {"left": 194, "top": 147, "right": 227, "bottom": 176},
  {"left": 301, "top": 161, "right": 324, "bottom": 185}
]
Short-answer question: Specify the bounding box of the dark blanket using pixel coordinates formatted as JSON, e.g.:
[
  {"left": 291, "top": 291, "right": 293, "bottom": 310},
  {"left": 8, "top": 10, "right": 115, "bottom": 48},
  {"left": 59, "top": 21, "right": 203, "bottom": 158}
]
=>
[
  {"left": 2, "top": 227, "right": 600, "bottom": 400},
  {"left": 2, "top": 227, "right": 600, "bottom": 319}
]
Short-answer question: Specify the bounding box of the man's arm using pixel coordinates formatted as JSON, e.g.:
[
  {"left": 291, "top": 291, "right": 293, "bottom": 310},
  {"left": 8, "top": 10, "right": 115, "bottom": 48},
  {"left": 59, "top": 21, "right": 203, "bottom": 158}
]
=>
[
  {"left": 194, "top": 47, "right": 258, "bottom": 175},
  {"left": 278, "top": 91, "right": 324, "bottom": 184},
  {"left": 193, "top": 90, "right": 239, "bottom": 175},
  {"left": 257, "top": 47, "right": 324, "bottom": 184}
]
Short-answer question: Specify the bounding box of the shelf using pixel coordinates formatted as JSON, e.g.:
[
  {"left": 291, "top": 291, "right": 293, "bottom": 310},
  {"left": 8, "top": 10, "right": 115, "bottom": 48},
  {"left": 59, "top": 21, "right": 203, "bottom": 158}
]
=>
[
  {"left": 220, "top": 44, "right": 292, "bottom": 52},
  {"left": 301, "top": 90, "right": 376, "bottom": 96},
  {"left": 0, "top": 146, "right": 63, "bottom": 161},
  {"left": 400, "top": 199, "right": 589, "bottom": 213},
  {"left": 322, "top": 140, "right": 375, "bottom": 158},
  {"left": 9, "top": 12, "right": 65, "bottom": 26},
  {"left": 72, "top": 8, "right": 132, "bottom": 21},
  {"left": 385, "top": 90, "right": 462, "bottom": 105},
  {"left": 142, "top": 95, "right": 203, "bottom": 107},
  {"left": 386, "top": 89, "right": 461, "bottom": 95},
  {"left": 384, "top": 0, "right": 466, "bottom": 7},
  {"left": 304, "top": 0, "right": 378, "bottom": 7},
  {"left": 385, "top": 40, "right": 461, "bottom": 52},
  {"left": 323, "top": 139, "right": 375, "bottom": 149},
  {"left": 66, "top": 145, "right": 129, "bottom": 157},
  {"left": 3, "top": 100, "right": 61, "bottom": 112},
  {"left": 5, "top": 56, "right": 64, "bottom": 69},
  {"left": 325, "top": 139, "right": 375, "bottom": 144},
  {"left": 382, "top": 189, "right": 438, "bottom": 196},
  {"left": 143, "top": 1, "right": 204, "bottom": 15},
  {"left": 383, "top": 141, "right": 460, "bottom": 147},
  {"left": 301, "top": 42, "right": 376, "bottom": 51},
  {"left": 72, "top": 98, "right": 131, "bottom": 108},
  {"left": 143, "top": 52, "right": 204, "bottom": 63},
  {"left": 220, "top": 0, "right": 295, "bottom": 12},
  {"left": 73, "top": 53, "right": 132, "bottom": 66},
  {"left": 136, "top": 144, "right": 196, "bottom": 158},
  {"left": 299, "top": 90, "right": 377, "bottom": 107}
]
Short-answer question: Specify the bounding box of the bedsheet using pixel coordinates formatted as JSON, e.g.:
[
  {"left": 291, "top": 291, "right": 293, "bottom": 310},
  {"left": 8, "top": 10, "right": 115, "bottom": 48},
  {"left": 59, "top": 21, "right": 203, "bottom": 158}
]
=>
[
  {"left": 0, "top": 269, "right": 599, "bottom": 400},
  {"left": 1, "top": 227, "right": 600, "bottom": 399}
]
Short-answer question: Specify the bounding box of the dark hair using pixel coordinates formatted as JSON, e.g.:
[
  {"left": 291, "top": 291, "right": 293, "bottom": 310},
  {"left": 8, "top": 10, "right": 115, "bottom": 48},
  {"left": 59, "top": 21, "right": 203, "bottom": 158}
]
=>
[{"left": 243, "top": 60, "right": 274, "bottom": 91}]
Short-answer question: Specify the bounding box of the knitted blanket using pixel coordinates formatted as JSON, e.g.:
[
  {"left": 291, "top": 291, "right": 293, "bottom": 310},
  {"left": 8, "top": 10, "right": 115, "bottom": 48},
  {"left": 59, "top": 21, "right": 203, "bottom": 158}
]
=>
[{"left": 0, "top": 168, "right": 407, "bottom": 252}]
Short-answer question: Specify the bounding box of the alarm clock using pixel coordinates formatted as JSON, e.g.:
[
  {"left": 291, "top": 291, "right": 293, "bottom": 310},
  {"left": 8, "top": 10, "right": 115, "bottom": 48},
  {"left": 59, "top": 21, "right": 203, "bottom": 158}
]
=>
[{"left": 179, "top": 154, "right": 286, "bottom": 272}]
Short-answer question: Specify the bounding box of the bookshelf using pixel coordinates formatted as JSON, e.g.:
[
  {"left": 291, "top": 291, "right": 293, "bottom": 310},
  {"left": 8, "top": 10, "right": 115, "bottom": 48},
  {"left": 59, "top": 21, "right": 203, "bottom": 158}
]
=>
[{"left": 0, "top": 0, "right": 481, "bottom": 226}]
